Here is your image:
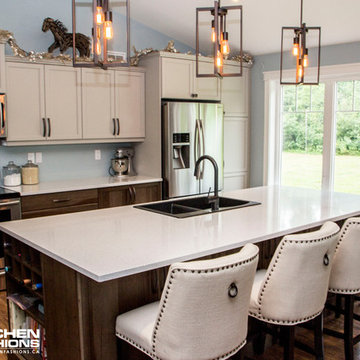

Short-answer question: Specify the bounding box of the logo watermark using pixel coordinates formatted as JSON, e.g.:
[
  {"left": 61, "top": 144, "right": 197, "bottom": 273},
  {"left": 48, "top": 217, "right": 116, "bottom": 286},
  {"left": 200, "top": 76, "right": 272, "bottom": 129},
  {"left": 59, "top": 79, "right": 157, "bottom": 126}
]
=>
[{"left": 0, "top": 329, "right": 40, "bottom": 354}]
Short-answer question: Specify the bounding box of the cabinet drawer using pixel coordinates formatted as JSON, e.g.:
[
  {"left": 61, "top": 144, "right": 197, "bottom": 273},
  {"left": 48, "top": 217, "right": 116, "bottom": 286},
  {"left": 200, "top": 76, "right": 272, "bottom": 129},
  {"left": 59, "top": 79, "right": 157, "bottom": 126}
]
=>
[{"left": 22, "top": 189, "right": 98, "bottom": 213}]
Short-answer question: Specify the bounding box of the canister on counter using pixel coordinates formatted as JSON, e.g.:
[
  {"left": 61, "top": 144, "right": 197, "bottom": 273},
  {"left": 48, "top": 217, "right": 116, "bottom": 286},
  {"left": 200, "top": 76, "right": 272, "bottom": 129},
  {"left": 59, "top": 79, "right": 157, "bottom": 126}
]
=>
[
  {"left": 21, "top": 160, "right": 39, "bottom": 185},
  {"left": 2, "top": 161, "right": 21, "bottom": 186}
]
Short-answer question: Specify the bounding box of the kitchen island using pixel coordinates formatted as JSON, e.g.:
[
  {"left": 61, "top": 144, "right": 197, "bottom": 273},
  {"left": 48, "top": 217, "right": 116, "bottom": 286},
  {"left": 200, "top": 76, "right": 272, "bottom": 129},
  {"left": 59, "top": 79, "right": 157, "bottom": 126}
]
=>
[{"left": 1, "top": 186, "right": 360, "bottom": 360}]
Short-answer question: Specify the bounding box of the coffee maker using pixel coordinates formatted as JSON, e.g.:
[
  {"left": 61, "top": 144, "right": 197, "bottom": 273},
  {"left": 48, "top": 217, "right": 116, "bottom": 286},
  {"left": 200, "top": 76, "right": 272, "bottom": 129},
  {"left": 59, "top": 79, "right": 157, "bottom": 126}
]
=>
[{"left": 109, "top": 148, "right": 136, "bottom": 177}]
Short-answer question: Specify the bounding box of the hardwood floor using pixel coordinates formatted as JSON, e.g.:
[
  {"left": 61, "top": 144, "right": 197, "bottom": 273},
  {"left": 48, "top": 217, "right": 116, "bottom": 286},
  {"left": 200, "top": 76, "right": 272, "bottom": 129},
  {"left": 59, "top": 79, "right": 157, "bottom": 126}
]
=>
[{"left": 0, "top": 291, "right": 359, "bottom": 360}]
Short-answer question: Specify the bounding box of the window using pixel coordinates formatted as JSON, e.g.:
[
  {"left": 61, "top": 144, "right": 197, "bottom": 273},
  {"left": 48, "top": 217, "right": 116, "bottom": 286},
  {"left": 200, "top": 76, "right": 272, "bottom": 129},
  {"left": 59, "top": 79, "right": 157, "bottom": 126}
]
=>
[
  {"left": 281, "top": 85, "right": 325, "bottom": 189},
  {"left": 334, "top": 81, "right": 360, "bottom": 194},
  {"left": 264, "top": 64, "right": 360, "bottom": 194}
]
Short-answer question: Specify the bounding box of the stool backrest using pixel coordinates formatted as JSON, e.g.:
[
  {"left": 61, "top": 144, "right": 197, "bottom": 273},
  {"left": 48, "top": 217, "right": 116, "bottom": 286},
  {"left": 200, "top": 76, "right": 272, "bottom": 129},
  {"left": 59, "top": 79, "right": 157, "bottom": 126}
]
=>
[
  {"left": 152, "top": 243, "right": 259, "bottom": 360},
  {"left": 254, "top": 221, "right": 339, "bottom": 325},
  {"left": 329, "top": 217, "right": 360, "bottom": 294}
]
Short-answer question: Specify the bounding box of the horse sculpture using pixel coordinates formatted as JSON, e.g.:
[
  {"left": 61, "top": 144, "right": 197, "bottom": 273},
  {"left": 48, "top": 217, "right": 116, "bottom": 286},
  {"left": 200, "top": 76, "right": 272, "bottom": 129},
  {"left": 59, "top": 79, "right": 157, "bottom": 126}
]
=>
[{"left": 42, "top": 17, "right": 90, "bottom": 57}]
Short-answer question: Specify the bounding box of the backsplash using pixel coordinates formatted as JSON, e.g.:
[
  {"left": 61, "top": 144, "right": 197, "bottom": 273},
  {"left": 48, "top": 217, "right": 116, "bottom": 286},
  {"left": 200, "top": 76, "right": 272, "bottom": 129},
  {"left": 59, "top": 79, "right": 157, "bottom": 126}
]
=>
[{"left": 0, "top": 143, "right": 128, "bottom": 183}]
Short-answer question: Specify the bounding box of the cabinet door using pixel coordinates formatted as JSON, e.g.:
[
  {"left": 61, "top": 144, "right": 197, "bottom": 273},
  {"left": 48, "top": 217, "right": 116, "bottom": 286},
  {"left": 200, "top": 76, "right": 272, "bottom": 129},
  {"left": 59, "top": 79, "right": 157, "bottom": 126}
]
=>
[
  {"left": 0, "top": 43, "right": 6, "bottom": 92},
  {"left": 82, "top": 68, "right": 115, "bottom": 139},
  {"left": 98, "top": 186, "right": 131, "bottom": 208},
  {"left": 221, "top": 65, "right": 249, "bottom": 117},
  {"left": 161, "top": 57, "right": 192, "bottom": 99},
  {"left": 114, "top": 71, "right": 145, "bottom": 138},
  {"left": 223, "top": 116, "right": 249, "bottom": 191},
  {"left": 132, "top": 182, "right": 161, "bottom": 204},
  {"left": 6, "top": 62, "right": 45, "bottom": 141},
  {"left": 45, "top": 66, "right": 82, "bottom": 140},
  {"left": 193, "top": 61, "right": 221, "bottom": 101}
]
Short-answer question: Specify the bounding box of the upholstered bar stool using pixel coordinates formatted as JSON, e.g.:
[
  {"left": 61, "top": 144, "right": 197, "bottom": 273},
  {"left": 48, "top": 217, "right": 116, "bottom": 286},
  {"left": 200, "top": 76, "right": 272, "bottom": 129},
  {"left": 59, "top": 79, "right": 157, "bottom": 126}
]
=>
[
  {"left": 326, "top": 217, "right": 360, "bottom": 360},
  {"left": 115, "top": 243, "right": 259, "bottom": 360},
  {"left": 249, "top": 221, "right": 340, "bottom": 360}
]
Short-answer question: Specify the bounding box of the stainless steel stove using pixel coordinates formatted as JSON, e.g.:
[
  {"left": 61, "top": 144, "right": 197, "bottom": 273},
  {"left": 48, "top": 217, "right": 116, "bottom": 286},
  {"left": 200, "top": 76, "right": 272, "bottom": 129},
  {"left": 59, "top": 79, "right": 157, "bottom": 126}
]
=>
[{"left": 0, "top": 186, "right": 21, "bottom": 291}]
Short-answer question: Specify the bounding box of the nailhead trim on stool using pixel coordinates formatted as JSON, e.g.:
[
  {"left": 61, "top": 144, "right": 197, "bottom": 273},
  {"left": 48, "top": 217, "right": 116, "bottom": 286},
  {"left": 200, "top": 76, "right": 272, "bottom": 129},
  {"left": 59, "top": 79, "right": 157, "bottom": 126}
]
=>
[
  {"left": 329, "top": 221, "right": 360, "bottom": 294},
  {"left": 150, "top": 253, "right": 258, "bottom": 360},
  {"left": 250, "top": 233, "right": 338, "bottom": 325}
]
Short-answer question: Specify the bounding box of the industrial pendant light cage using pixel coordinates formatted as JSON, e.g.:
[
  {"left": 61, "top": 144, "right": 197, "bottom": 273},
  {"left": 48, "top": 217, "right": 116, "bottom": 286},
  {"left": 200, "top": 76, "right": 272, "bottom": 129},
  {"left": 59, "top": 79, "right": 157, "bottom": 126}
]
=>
[
  {"left": 280, "top": 0, "right": 321, "bottom": 85},
  {"left": 71, "top": 0, "right": 130, "bottom": 69},
  {"left": 196, "top": 1, "right": 242, "bottom": 78}
]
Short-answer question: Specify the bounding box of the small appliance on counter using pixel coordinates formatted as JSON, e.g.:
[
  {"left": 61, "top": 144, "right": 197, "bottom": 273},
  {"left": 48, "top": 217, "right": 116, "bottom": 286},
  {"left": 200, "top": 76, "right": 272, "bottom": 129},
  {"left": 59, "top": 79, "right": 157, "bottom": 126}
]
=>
[
  {"left": 21, "top": 160, "right": 39, "bottom": 185},
  {"left": 0, "top": 93, "right": 6, "bottom": 139},
  {"left": 0, "top": 186, "right": 21, "bottom": 291},
  {"left": 2, "top": 161, "right": 21, "bottom": 187},
  {"left": 109, "top": 148, "right": 136, "bottom": 177}
]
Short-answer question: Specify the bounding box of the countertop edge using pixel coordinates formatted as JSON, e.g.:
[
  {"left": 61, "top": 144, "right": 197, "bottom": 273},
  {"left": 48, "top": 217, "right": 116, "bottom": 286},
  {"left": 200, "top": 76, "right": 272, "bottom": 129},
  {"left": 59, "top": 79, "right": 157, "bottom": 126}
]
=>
[{"left": 3, "top": 176, "right": 163, "bottom": 196}]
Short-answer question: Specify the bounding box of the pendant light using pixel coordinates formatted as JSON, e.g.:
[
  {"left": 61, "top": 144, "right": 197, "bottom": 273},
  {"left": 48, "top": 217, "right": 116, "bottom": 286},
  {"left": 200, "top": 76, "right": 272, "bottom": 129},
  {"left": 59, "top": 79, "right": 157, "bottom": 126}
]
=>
[
  {"left": 280, "top": 0, "right": 321, "bottom": 85},
  {"left": 196, "top": 1, "right": 243, "bottom": 78},
  {"left": 72, "top": 0, "right": 130, "bottom": 69}
]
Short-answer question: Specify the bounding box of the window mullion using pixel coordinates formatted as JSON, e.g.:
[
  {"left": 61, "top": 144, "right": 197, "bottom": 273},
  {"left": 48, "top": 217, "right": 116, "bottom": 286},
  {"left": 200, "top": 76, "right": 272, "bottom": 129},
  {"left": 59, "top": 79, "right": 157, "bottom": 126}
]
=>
[{"left": 321, "top": 80, "right": 336, "bottom": 191}]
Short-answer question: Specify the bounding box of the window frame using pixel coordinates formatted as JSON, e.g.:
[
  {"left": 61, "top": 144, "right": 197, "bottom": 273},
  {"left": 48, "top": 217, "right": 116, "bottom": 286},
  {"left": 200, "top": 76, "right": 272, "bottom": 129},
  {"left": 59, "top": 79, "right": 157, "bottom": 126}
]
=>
[{"left": 263, "top": 62, "right": 360, "bottom": 190}]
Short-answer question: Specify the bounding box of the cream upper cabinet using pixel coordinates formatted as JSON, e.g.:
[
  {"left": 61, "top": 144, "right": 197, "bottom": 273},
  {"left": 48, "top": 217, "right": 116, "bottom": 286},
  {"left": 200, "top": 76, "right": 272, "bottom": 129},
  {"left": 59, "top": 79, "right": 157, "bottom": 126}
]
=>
[
  {"left": 44, "top": 66, "right": 82, "bottom": 140},
  {"left": 82, "top": 68, "right": 145, "bottom": 140},
  {"left": 114, "top": 71, "right": 145, "bottom": 139},
  {"left": 161, "top": 57, "right": 193, "bottom": 99},
  {"left": 82, "top": 68, "right": 115, "bottom": 139},
  {"left": 161, "top": 56, "right": 220, "bottom": 101},
  {"left": 0, "top": 42, "right": 6, "bottom": 92},
  {"left": 6, "top": 62, "right": 46, "bottom": 141},
  {"left": 221, "top": 65, "right": 249, "bottom": 117},
  {"left": 193, "top": 61, "right": 221, "bottom": 100},
  {"left": 6, "top": 62, "right": 81, "bottom": 141}
]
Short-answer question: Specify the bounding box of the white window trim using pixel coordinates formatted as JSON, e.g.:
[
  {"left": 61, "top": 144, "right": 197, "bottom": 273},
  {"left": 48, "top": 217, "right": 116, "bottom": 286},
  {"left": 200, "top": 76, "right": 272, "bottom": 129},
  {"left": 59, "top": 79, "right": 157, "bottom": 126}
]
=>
[{"left": 263, "top": 62, "right": 360, "bottom": 188}]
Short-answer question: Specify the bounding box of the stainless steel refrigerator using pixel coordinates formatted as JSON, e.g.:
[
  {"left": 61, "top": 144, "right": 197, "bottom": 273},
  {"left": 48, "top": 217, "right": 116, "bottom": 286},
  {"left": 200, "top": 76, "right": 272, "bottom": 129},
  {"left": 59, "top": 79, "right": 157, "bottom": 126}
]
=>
[{"left": 162, "top": 101, "right": 224, "bottom": 199}]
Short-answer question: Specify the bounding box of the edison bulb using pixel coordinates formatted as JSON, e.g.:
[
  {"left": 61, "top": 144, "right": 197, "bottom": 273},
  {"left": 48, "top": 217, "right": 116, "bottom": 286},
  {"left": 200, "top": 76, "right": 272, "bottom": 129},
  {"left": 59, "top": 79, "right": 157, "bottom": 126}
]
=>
[
  {"left": 211, "top": 20, "right": 216, "bottom": 43},
  {"left": 221, "top": 32, "right": 230, "bottom": 56},
  {"left": 104, "top": 11, "right": 113, "bottom": 40},
  {"left": 95, "top": 0, "right": 104, "bottom": 24},
  {"left": 303, "top": 49, "right": 309, "bottom": 67},
  {"left": 216, "top": 50, "right": 223, "bottom": 69},
  {"left": 292, "top": 37, "right": 299, "bottom": 57}
]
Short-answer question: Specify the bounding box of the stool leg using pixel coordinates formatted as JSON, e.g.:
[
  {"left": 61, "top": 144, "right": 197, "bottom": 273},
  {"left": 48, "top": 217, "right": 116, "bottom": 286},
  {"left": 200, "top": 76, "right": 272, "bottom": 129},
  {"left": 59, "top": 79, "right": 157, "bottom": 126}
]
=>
[
  {"left": 344, "top": 295, "right": 354, "bottom": 360},
  {"left": 252, "top": 320, "right": 266, "bottom": 355},
  {"left": 335, "top": 294, "right": 342, "bottom": 318},
  {"left": 281, "top": 326, "right": 295, "bottom": 360},
  {"left": 314, "top": 312, "right": 324, "bottom": 360}
]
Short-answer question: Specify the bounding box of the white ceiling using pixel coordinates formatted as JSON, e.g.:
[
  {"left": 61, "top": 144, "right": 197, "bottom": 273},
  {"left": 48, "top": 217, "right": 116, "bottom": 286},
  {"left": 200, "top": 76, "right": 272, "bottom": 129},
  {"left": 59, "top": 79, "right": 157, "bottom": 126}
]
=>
[{"left": 130, "top": 0, "right": 360, "bottom": 56}]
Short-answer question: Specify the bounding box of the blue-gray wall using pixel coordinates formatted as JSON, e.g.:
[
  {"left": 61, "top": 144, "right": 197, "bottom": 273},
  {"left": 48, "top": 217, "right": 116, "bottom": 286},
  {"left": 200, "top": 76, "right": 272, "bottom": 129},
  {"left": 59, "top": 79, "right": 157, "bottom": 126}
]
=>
[
  {"left": 250, "top": 41, "right": 360, "bottom": 187},
  {"left": 0, "top": 0, "right": 193, "bottom": 182}
]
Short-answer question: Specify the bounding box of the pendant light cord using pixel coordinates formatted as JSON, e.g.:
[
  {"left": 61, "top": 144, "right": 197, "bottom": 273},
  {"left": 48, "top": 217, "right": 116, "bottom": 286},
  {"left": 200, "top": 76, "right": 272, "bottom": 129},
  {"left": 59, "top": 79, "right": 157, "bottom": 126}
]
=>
[{"left": 300, "top": 0, "right": 303, "bottom": 25}]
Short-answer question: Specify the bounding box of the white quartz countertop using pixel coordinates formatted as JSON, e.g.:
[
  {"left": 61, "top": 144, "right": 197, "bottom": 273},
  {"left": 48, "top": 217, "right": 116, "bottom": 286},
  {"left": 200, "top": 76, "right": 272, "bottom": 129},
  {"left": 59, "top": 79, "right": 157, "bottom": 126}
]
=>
[
  {"left": 1, "top": 186, "right": 360, "bottom": 282},
  {"left": 3, "top": 176, "right": 162, "bottom": 196}
]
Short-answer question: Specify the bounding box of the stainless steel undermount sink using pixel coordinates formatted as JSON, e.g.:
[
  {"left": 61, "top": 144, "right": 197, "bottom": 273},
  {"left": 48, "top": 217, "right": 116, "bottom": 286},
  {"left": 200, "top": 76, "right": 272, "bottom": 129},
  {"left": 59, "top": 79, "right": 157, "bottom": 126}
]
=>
[{"left": 134, "top": 196, "right": 261, "bottom": 218}]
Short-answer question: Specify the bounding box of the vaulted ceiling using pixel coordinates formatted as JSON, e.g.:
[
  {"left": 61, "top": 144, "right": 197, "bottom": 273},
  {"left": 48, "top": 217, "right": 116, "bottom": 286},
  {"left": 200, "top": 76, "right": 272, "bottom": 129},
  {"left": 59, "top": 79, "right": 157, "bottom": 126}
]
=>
[{"left": 130, "top": 0, "right": 360, "bottom": 55}]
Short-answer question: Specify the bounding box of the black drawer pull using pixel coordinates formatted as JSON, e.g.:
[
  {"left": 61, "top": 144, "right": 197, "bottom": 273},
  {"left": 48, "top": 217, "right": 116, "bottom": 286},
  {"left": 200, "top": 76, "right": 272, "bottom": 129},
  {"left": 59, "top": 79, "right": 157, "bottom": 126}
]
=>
[{"left": 52, "top": 199, "right": 71, "bottom": 203}]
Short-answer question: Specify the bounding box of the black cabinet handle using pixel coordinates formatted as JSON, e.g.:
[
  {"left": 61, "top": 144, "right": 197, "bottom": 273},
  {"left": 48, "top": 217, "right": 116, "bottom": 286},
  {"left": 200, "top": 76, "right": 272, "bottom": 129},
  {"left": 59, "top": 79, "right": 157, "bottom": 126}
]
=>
[
  {"left": 191, "top": 93, "right": 199, "bottom": 98},
  {"left": 132, "top": 186, "right": 136, "bottom": 203},
  {"left": 42, "top": 118, "right": 47, "bottom": 137},
  {"left": 47, "top": 118, "right": 51, "bottom": 138},
  {"left": 116, "top": 118, "right": 120, "bottom": 136},
  {"left": 112, "top": 118, "right": 116, "bottom": 136},
  {"left": 128, "top": 186, "right": 134, "bottom": 204}
]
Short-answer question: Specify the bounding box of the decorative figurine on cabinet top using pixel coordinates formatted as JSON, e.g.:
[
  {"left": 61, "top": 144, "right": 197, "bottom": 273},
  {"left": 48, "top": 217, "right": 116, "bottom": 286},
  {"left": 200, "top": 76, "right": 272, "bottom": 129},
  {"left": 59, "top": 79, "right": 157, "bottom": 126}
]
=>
[{"left": 42, "top": 17, "right": 90, "bottom": 57}]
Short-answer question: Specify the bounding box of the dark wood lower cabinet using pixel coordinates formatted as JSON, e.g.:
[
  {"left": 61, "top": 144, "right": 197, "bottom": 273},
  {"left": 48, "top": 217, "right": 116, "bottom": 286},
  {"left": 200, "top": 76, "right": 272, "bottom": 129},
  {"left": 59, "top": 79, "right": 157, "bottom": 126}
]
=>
[
  {"left": 98, "top": 182, "right": 161, "bottom": 208},
  {"left": 21, "top": 182, "right": 162, "bottom": 218}
]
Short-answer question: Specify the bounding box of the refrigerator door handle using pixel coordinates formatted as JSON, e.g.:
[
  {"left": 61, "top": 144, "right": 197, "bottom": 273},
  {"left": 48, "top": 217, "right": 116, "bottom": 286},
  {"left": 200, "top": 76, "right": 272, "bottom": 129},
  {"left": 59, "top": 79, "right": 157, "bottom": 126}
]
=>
[
  {"left": 199, "top": 119, "right": 206, "bottom": 179},
  {"left": 194, "top": 119, "right": 201, "bottom": 179}
]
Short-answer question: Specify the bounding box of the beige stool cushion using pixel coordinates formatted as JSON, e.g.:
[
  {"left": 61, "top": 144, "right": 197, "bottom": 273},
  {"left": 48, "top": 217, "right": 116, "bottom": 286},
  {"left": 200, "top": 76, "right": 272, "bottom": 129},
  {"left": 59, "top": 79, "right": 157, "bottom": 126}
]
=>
[{"left": 116, "top": 301, "right": 159, "bottom": 356}]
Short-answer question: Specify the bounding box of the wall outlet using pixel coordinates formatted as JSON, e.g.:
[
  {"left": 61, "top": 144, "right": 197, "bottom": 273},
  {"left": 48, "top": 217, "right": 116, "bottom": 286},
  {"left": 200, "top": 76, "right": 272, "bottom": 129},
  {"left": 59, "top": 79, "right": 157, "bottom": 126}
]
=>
[
  {"left": 27, "top": 153, "right": 35, "bottom": 162},
  {"left": 95, "top": 149, "right": 101, "bottom": 160},
  {"left": 35, "top": 152, "right": 43, "bottom": 163}
]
